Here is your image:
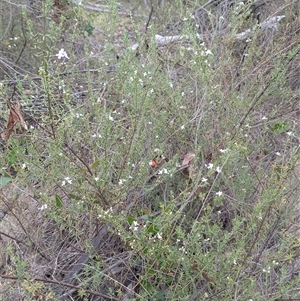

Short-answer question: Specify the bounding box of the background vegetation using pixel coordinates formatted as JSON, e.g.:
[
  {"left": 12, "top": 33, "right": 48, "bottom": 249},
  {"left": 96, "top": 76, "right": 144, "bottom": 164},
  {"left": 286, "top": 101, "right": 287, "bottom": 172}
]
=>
[{"left": 0, "top": 0, "right": 299, "bottom": 300}]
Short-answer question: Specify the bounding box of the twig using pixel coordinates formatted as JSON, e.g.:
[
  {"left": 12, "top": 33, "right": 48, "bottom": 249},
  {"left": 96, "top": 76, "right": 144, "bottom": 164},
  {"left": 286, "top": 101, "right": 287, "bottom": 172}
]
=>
[
  {"left": 65, "top": 143, "right": 93, "bottom": 176},
  {"left": 0, "top": 274, "right": 120, "bottom": 300},
  {"left": 0, "top": 230, "right": 29, "bottom": 247}
]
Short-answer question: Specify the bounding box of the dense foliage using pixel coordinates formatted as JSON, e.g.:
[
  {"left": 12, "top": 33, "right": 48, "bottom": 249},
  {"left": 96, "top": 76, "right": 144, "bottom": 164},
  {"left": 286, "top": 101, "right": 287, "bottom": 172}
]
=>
[{"left": 0, "top": 0, "right": 299, "bottom": 300}]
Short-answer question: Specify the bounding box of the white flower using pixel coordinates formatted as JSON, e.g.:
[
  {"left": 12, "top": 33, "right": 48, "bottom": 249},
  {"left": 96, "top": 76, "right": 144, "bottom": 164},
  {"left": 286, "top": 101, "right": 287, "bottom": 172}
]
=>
[
  {"left": 219, "top": 148, "right": 229, "bottom": 153},
  {"left": 106, "top": 114, "right": 114, "bottom": 121},
  {"left": 94, "top": 177, "right": 99, "bottom": 181},
  {"left": 104, "top": 207, "right": 113, "bottom": 216},
  {"left": 180, "top": 125, "right": 185, "bottom": 130},
  {"left": 62, "top": 177, "right": 72, "bottom": 186},
  {"left": 262, "top": 116, "right": 267, "bottom": 120},
  {"left": 92, "top": 133, "right": 102, "bottom": 138},
  {"left": 158, "top": 168, "right": 169, "bottom": 175},
  {"left": 55, "top": 48, "right": 69, "bottom": 59},
  {"left": 118, "top": 179, "right": 126, "bottom": 185},
  {"left": 130, "top": 220, "right": 139, "bottom": 231},
  {"left": 39, "top": 204, "right": 48, "bottom": 210},
  {"left": 205, "top": 49, "right": 213, "bottom": 56},
  {"left": 75, "top": 113, "right": 83, "bottom": 118},
  {"left": 216, "top": 191, "right": 223, "bottom": 197},
  {"left": 216, "top": 166, "right": 222, "bottom": 173},
  {"left": 275, "top": 152, "right": 281, "bottom": 156},
  {"left": 262, "top": 267, "right": 271, "bottom": 273},
  {"left": 201, "top": 177, "right": 208, "bottom": 183},
  {"left": 205, "top": 163, "right": 214, "bottom": 169}
]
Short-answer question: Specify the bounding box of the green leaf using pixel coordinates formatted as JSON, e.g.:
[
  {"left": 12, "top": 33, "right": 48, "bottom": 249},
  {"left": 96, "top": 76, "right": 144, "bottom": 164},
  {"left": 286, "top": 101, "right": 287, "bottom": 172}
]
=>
[
  {"left": 81, "top": 21, "right": 95, "bottom": 36},
  {"left": 140, "top": 280, "right": 154, "bottom": 294},
  {"left": 127, "top": 217, "right": 135, "bottom": 224},
  {"left": 140, "top": 214, "right": 150, "bottom": 221},
  {"left": 271, "top": 122, "right": 289, "bottom": 133},
  {"left": 165, "top": 276, "right": 173, "bottom": 285},
  {"left": 147, "top": 268, "right": 156, "bottom": 275},
  {"left": 155, "top": 291, "right": 166, "bottom": 300},
  {"left": 90, "top": 160, "right": 100, "bottom": 170},
  {"left": 0, "top": 177, "right": 10, "bottom": 187},
  {"left": 55, "top": 195, "right": 63, "bottom": 208},
  {"left": 6, "top": 149, "right": 18, "bottom": 167},
  {"left": 78, "top": 288, "right": 86, "bottom": 297},
  {"left": 146, "top": 224, "right": 159, "bottom": 234},
  {"left": 69, "top": 194, "right": 81, "bottom": 200}
]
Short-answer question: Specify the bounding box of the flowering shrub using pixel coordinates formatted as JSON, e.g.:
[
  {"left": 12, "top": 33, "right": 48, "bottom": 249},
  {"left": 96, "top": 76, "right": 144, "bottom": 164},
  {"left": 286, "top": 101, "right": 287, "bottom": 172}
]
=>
[{"left": 0, "top": 0, "right": 299, "bottom": 300}]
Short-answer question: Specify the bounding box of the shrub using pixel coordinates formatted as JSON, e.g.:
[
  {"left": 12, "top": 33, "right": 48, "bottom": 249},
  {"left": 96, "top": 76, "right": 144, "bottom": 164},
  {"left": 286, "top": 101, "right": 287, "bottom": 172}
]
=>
[{"left": 0, "top": 0, "right": 299, "bottom": 300}]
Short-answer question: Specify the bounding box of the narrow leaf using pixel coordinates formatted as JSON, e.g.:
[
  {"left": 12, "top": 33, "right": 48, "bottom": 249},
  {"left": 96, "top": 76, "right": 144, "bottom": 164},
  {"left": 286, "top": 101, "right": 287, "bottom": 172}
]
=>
[
  {"left": 55, "top": 195, "right": 63, "bottom": 208},
  {"left": 0, "top": 177, "right": 10, "bottom": 187},
  {"left": 90, "top": 160, "right": 100, "bottom": 170}
]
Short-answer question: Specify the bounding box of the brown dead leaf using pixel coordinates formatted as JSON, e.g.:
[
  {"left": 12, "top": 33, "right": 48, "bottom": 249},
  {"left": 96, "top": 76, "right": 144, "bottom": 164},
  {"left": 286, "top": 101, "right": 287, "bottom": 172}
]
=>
[
  {"left": 182, "top": 151, "right": 196, "bottom": 167},
  {"left": 11, "top": 101, "right": 27, "bottom": 131},
  {"left": 1, "top": 101, "right": 27, "bottom": 141},
  {"left": 202, "top": 272, "right": 216, "bottom": 286},
  {"left": 181, "top": 151, "right": 196, "bottom": 178},
  {"left": 149, "top": 158, "right": 158, "bottom": 168},
  {"left": 1, "top": 129, "right": 12, "bottom": 141}
]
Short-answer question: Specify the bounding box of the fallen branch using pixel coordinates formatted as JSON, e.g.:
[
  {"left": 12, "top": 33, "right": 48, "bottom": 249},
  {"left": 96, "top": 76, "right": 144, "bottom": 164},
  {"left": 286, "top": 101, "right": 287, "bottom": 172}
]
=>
[
  {"left": 236, "top": 15, "right": 285, "bottom": 40},
  {"left": 128, "top": 15, "right": 285, "bottom": 51}
]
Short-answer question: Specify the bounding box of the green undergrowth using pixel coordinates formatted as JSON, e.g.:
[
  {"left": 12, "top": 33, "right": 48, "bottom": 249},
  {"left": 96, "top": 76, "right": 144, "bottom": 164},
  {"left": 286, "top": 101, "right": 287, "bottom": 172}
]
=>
[{"left": 0, "top": 0, "right": 299, "bottom": 300}]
